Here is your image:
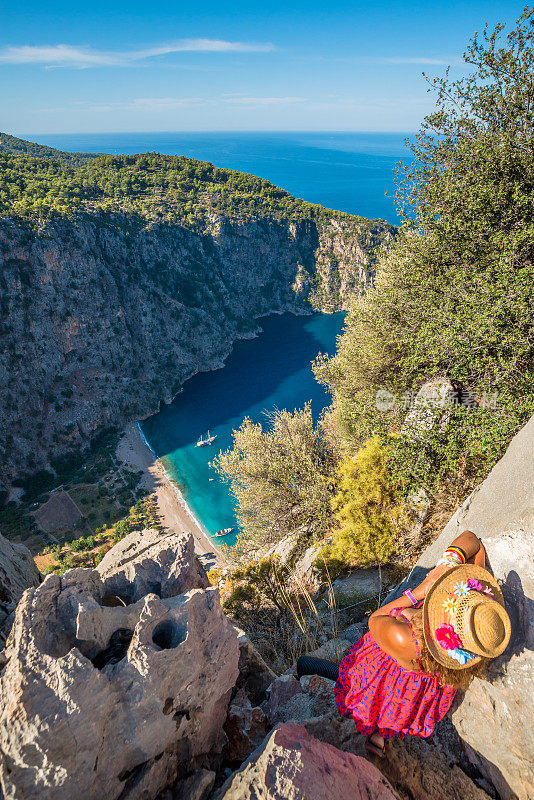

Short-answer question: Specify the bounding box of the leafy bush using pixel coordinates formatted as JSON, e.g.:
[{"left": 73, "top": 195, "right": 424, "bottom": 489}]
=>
[
  {"left": 213, "top": 404, "right": 336, "bottom": 559},
  {"left": 319, "top": 438, "right": 407, "bottom": 574},
  {"left": 315, "top": 9, "right": 534, "bottom": 494}
]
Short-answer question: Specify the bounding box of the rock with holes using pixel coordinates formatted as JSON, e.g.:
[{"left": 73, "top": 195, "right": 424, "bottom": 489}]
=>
[
  {"left": 96, "top": 528, "right": 208, "bottom": 603},
  {"left": 214, "top": 722, "right": 400, "bottom": 800},
  {"left": 0, "top": 553, "right": 239, "bottom": 800},
  {"left": 0, "top": 531, "right": 40, "bottom": 645}
]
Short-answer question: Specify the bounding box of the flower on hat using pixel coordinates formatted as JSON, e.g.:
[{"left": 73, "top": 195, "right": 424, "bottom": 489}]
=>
[
  {"left": 435, "top": 623, "right": 463, "bottom": 650},
  {"left": 467, "top": 578, "right": 483, "bottom": 591},
  {"left": 482, "top": 586, "right": 494, "bottom": 596},
  {"left": 447, "top": 648, "right": 477, "bottom": 665},
  {"left": 453, "top": 581, "right": 470, "bottom": 598},
  {"left": 442, "top": 596, "right": 459, "bottom": 615}
]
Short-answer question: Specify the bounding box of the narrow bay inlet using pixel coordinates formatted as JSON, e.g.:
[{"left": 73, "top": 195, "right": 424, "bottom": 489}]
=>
[{"left": 140, "top": 311, "right": 346, "bottom": 547}]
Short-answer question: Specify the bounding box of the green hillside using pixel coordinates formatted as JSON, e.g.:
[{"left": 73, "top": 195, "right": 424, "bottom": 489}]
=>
[
  {"left": 0, "top": 132, "right": 98, "bottom": 167},
  {"left": 0, "top": 143, "right": 385, "bottom": 233}
]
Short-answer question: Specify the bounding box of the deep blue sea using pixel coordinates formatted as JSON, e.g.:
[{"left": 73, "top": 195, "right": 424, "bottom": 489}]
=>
[{"left": 31, "top": 132, "right": 410, "bottom": 546}]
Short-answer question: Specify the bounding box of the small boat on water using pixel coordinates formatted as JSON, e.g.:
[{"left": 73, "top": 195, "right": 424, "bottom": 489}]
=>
[
  {"left": 196, "top": 430, "right": 217, "bottom": 447},
  {"left": 213, "top": 527, "right": 233, "bottom": 537}
]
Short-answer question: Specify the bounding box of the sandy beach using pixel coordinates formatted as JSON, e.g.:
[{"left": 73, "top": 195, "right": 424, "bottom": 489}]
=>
[{"left": 117, "top": 422, "right": 222, "bottom": 562}]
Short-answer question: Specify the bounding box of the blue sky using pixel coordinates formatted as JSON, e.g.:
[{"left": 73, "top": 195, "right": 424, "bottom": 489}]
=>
[{"left": 0, "top": 0, "right": 525, "bottom": 134}]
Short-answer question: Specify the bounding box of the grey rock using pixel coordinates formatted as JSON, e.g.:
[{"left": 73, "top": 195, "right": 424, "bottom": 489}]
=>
[
  {"left": 332, "top": 568, "right": 387, "bottom": 604},
  {"left": 342, "top": 622, "right": 367, "bottom": 643},
  {"left": 382, "top": 734, "right": 493, "bottom": 800},
  {"left": 0, "top": 531, "right": 40, "bottom": 644},
  {"left": 385, "top": 413, "right": 534, "bottom": 800},
  {"left": 232, "top": 626, "right": 276, "bottom": 707},
  {"left": 214, "top": 722, "right": 400, "bottom": 800},
  {"left": 267, "top": 674, "right": 336, "bottom": 727},
  {"left": 0, "top": 541, "right": 239, "bottom": 800},
  {"left": 402, "top": 377, "right": 457, "bottom": 442},
  {"left": 172, "top": 769, "right": 215, "bottom": 800},
  {"left": 96, "top": 528, "right": 208, "bottom": 603},
  {"left": 224, "top": 689, "right": 269, "bottom": 762},
  {"left": 292, "top": 544, "right": 321, "bottom": 594},
  {"left": 264, "top": 533, "right": 300, "bottom": 564},
  {"left": 304, "top": 637, "right": 352, "bottom": 662}
]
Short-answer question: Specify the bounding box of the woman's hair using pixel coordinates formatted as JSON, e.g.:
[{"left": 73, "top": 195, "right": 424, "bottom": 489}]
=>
[{"left": 410, "top": 610, "right": 489, "bottom": 690}]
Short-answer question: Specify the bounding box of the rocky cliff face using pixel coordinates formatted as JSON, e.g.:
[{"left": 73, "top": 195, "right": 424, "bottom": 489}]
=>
[
  {"left": 0, "top": 213, "right": 393, "bottom": 482},
  {"left": 0, "top": 533, "right": 40, "bottom": 645},
  {"left": 387, "top": 412, "right": 534, "bottom": 800}
]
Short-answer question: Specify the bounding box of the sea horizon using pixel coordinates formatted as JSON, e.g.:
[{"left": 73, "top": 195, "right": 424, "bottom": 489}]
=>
[{"left": 20, "top": 131, "right": 412, "bottom": 224}]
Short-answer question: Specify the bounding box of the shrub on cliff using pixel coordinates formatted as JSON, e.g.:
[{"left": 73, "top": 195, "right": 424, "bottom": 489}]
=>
[
  {"left": 318, "top": 438, "right": 407, "bottom": 574},
  {"left": 212, "top": 403, "right": 336, "bottom": 560},
  {"left": 315, "top": 8, "right": 534, "bottom": 493}
]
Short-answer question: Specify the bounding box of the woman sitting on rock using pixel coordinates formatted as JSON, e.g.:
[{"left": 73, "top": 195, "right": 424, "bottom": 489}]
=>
[{"left": 299, "top": 531, "right": 511, "bottom": 759}]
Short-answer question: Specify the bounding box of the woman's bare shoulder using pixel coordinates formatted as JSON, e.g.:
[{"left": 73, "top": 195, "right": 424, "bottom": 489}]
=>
[{"left": 369, "top": 616, "right": 419, "bottom": 669}]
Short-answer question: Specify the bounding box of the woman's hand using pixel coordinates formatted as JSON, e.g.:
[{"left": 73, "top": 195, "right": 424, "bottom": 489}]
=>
[
  {"left": 397, "top": 606, "right": 419, "bottom": 622},
  {"left": 412, "top": 563, "right": 452, "bottom": 601}
]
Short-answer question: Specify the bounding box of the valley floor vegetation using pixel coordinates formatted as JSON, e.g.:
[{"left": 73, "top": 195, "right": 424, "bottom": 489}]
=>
[
  {"left": 0, "top": 429, "right": 160, "bottom": 574},
  {"left": 212, "top": 8, "right": 534, "bottom": 651}
]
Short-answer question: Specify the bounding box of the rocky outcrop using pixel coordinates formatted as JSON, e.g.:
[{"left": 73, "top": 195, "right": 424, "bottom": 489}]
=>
[
  {"left": 388, "top": 412, "right": 534, "bottom": 800},
  {"left": 401, "top": 377, "right": 458, "bottom": 442},
  {"left": 0, "top": 531, "right": 239, "bottom": 800},
  {"left": 215, "top": 722, "right": 400, "bottom": 800},
  {"left": 0, "top": 213, "right": 393, "bottom": 481},
  {"left": 96, "top": 528, "right": 209, "bottom": 602},
  {"left": 264, "top": 674, "right": 492, "bottom": 800},
  {"left": 0, "top": 532, "right": 40, "bottom": 645}
]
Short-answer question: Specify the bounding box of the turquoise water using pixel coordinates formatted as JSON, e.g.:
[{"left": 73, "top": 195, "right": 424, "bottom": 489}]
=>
[
  {"left": 141, "top": 312, "right": 345, "bottom": 546},
  {"left": 27, "top": 132, "right": 410, "bottom": 224}
]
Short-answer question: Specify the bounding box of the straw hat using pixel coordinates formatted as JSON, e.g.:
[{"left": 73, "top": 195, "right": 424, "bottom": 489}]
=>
[{"left": 423, "top": 564, "right": 511, "bottom": 670}]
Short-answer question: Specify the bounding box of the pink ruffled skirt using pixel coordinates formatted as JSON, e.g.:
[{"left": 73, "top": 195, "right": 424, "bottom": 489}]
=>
[{"left": 335, "top": 633, "right": 456, "bottom": 739}]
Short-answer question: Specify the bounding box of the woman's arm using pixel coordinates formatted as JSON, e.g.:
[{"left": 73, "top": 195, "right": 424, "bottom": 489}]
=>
[
  {"left": 367, "top": 531, "right": 486, "bottom": 668},
  {"left": 369, "top": 530, "right": 485, "bottom": 624}
]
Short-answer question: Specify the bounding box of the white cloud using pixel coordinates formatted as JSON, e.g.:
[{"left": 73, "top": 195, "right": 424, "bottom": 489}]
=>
[
  {"left": 372, "top": 56, "right": 462, "bottom": 66},
  {"left": 61, "top": 97, "right": 207, "bottom": 113},
  {"left": 0, "top": 39, "right": 275, "bottom": 68},
  {"left": 128, "top": 97, "right": 206, "bottom": 111},
  {"left": 223, "top": 96, "right": 307, "bottom": 105}
]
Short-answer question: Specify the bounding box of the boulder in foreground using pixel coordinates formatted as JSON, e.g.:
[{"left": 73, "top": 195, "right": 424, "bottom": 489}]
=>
[
  {"left": 214, "top": 722, "right": 399, "bottom": 800},
  {"left": 0, "top": 532, "right": 239, "bottom": 800}
]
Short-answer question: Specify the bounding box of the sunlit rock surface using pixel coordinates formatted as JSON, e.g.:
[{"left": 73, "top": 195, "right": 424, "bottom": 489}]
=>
[{"left": 0, "top": 532, "right": 239, "bottom": 800}]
